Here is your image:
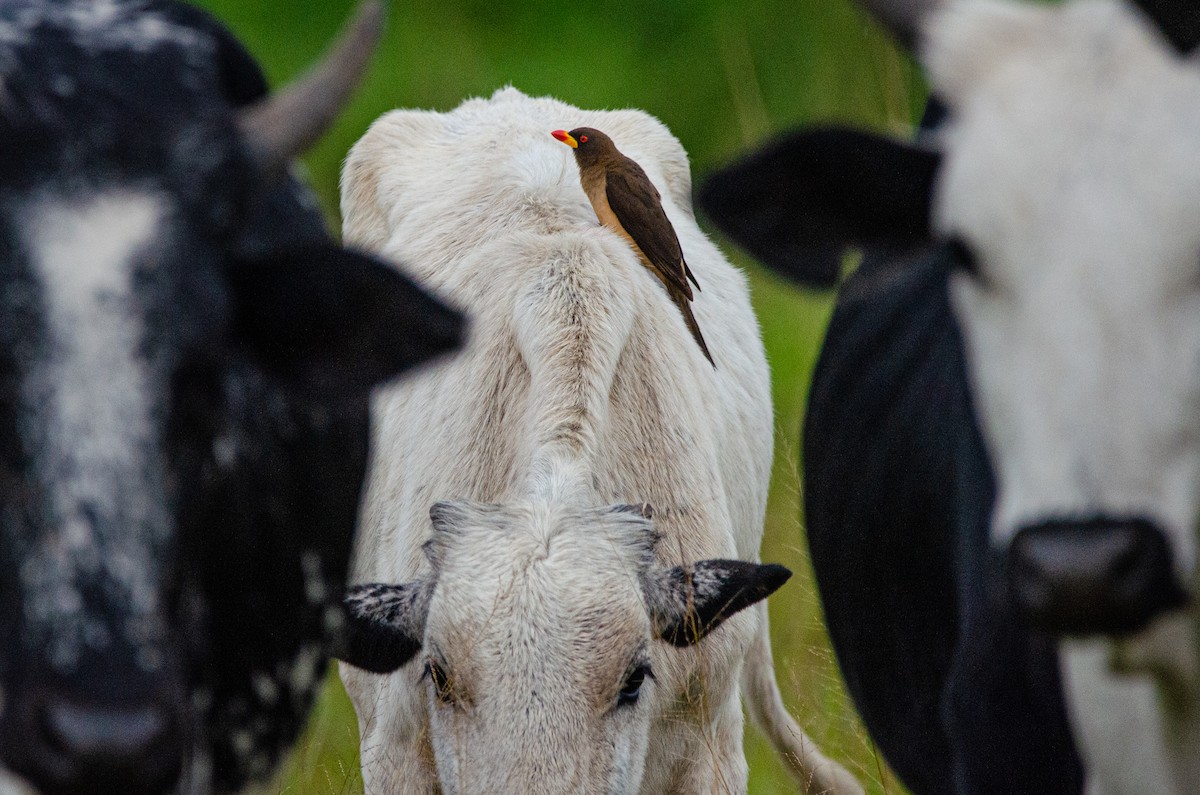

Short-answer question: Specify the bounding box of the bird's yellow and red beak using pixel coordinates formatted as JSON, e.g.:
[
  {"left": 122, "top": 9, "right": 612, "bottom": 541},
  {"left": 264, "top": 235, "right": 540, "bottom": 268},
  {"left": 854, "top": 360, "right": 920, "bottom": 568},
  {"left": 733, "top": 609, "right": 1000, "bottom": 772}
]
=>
[{"left": 551, "top": 129, "right": 578, "bottom": 149}]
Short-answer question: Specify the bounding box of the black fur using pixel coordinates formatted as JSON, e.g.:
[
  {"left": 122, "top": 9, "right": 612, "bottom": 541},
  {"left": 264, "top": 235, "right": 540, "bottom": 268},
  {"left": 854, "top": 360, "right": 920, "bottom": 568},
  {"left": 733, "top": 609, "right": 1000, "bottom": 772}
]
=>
[
  {"left": 700, "top": 111, "right": 1083, "bottom": 793},
  {"left": 697, "top": 126, "right": 939, "bottom": 286},
  {"left": 804, "top": 248, "right": 1082, "bottom": 793},
  {"left": 230, "top": 244, "right": 464, "bottom": 399},
  {"left": 0, "top": 2, "right": 463, "bottom": 792},
  {"left": 340, "top": 583, "right": 431, "bottom": 674},
  {"left": 649, "top": 560, "right": 791, "bottom": 648},
  {"left": 146, "top": 0, "right": 270, "bottom": 106},
  {"left": 1131, "top": 0, "right": 1200, "bottom": 53}
]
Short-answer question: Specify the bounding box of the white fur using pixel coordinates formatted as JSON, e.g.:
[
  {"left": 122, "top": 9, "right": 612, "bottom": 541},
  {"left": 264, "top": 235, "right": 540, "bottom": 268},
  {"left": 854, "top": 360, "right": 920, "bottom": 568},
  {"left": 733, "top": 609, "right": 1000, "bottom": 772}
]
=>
[
  {"left": 1, "top": 0, "right": 206, "bottom": 55},
  {"left": 0, "top": 768, "right": 37, "bottom": 795},
  {"left": 927, "top": 1, "right": 1200, "bottom": 790},
  {"left": 339, "top": 88, "right": 860, "bottom": 794},
  {"left": 19, "top": 191, "right": 170, "bottom": 672}
]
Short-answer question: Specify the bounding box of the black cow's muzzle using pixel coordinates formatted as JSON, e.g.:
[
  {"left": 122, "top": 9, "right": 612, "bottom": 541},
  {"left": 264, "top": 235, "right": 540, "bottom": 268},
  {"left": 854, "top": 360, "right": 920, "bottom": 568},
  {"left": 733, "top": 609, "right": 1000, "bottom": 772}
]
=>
[
  {"left": 0, "top": 664, "right": 187, "bottom": 795},
  {"left": 1008, "top": 517, "right": 1189, "bottom": 635}
]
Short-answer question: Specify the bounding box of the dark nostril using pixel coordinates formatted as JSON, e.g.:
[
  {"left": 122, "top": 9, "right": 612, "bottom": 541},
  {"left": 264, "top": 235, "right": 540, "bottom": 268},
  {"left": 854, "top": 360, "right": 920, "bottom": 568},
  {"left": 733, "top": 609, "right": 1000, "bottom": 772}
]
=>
[
  {"left": 26, "top": 700, "right": 184, "bottom": 794},
  {"left": 1109, "top": 541, "right": 1140, "bottom": 581},
  {"left": 1108, "top": 536, "right": 1155, "bottom": 599}
]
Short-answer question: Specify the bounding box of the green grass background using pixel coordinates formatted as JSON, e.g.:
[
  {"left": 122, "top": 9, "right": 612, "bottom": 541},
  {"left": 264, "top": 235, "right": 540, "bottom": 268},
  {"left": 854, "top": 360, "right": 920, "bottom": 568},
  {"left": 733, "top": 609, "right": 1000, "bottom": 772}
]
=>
[{"left": 191, "top": 1, "right": 925, "bottom": 791}]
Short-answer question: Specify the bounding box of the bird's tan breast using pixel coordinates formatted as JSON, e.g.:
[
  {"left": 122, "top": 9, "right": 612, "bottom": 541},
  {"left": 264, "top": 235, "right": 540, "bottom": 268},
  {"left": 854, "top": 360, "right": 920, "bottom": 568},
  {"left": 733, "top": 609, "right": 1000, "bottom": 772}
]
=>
[{"left": 580, "top": 171, "right": 658, "bottom": 274}]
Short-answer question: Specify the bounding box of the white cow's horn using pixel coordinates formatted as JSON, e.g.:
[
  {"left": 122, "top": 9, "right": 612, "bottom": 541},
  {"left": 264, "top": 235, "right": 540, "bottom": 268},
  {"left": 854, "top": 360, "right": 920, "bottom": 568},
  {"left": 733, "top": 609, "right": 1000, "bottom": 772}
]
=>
[
  {"left": 856, "top": 0, "right": 945, "bottom": 51},
  {"left": 238, "top": 0, "right": 386, "bottom": 175}
]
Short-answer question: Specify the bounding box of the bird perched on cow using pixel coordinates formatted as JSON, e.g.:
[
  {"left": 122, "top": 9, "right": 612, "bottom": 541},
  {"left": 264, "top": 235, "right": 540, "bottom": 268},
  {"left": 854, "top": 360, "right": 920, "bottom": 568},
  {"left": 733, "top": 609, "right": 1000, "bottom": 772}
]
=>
[
  {"left": 337, "top": 89, "right": 860, "bottom": 795},
  {"left": 552, "top": 127, "right": 714, "bottom": 366}
]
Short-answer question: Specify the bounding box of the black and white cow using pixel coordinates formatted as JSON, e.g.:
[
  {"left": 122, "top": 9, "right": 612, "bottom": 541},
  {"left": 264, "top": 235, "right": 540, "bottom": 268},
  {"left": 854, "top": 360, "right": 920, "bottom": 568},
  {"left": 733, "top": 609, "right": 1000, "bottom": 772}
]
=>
[
  {"left": 700, "top": 0, "right": 1200, "bottom": 792},
  {"left": 0, "top": 2, "right": 463, "bottom": 794}
]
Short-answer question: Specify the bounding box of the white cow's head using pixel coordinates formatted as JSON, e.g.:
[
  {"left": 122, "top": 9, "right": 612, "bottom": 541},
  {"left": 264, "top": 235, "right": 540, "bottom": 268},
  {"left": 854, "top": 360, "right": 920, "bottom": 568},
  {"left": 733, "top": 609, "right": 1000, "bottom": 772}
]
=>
[
  {"left": 341, "top": 501, "right": 788, "bottom": 795},
  {"left": 700, "top": 0, "right": 1200, "bottom": 636}
]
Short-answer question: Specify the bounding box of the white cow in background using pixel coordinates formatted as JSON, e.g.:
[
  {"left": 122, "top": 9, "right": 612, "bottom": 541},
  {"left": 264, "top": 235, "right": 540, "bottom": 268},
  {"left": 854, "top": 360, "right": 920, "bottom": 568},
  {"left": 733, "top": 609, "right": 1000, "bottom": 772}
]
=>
[
  {"left": 337, "top": 88, "right": 862, "bottom": 795},
  {"left": 697, "top": 2, "right": 1200, "bottom": 793}
]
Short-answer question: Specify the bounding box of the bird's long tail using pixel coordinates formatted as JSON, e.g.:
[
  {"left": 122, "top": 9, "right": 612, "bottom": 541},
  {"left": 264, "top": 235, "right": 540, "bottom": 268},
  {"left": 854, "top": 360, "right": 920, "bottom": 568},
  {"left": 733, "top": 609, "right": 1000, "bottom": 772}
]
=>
[
  {"left": 742, "top": 603, "right": 865, "bottom": 794},
  {"left": 675, "top": 293, "right": 716, "bottom": 367}
]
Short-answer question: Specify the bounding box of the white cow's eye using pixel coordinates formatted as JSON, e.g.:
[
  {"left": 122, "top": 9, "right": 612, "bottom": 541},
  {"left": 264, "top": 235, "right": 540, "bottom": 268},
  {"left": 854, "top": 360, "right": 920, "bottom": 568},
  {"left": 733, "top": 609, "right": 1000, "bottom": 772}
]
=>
[
  {"left": 618, "top": 663, "right": 653, "bottom": 707},
  {"left": 424, "top": 659, "right": 454, "bottom": 704}
]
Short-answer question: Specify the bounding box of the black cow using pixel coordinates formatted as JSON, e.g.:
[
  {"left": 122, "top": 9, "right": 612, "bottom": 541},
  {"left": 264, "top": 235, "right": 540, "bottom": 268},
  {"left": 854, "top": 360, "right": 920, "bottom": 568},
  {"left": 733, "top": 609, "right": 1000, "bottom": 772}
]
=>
[
  {"left": 699, "top": 0, "right": 1200, "bottom": 792},
  {"left": 703, "top": 155, "right": 1082, "bottom": 795},
  {"left": 0, "top": 2, "right": 462, "bottom": 793}
]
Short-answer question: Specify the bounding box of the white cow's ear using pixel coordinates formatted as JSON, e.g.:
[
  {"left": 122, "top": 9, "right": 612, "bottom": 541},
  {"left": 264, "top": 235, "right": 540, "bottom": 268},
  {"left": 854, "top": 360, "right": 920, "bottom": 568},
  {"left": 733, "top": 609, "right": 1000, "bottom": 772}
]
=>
[
  {"left": 336, "top": 582, "right": 432, "bottom": 673},
  {"left": 229, "top": 243, "right": 464, "bottom": 400},
  {"left": 644, "top": 560, "right": 791, "bottom": 647},
  {"left": 425, "top": 500, "right": 505, "bottom": 566}
]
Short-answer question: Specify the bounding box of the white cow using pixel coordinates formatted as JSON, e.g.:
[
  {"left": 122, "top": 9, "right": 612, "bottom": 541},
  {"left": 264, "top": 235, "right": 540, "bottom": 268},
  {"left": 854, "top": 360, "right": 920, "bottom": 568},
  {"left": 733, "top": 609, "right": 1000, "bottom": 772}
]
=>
[{"left": 336, "top": 88, "right": 861, "bottom": 795}]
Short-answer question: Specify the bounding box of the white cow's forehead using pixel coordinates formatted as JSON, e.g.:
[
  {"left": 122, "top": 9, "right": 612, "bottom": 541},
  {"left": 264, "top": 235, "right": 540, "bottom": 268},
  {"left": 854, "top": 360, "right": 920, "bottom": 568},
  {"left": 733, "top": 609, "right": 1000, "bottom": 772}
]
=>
[
  {"left": 436, "top": 505, "right": 653, "bottom": 582},
  {"left": 17, "top": 189, "right": 172, "bottom": 672},
  {"left": 929, "top": 0, "right": 1200, "bottom": 262},
  {"left": 429, "top": 504, "right": 654, "bottom": 635},
  {"left": 447, "top": 87, "right": 666, "bottom": 146}
]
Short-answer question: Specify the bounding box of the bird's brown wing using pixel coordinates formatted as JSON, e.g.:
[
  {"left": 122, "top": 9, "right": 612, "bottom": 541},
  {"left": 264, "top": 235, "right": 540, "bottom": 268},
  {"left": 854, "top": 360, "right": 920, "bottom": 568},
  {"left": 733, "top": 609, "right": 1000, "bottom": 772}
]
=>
[{"left": 605, "top": 161, "right": 695, "bottom": 300}]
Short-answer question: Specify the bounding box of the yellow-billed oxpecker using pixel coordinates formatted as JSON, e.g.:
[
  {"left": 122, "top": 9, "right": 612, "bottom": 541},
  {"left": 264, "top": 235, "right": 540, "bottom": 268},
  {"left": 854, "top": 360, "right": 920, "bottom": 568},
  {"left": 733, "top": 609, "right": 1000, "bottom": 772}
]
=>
[{"left": 552, "top": 127, "right": 714, "bottom": 367}]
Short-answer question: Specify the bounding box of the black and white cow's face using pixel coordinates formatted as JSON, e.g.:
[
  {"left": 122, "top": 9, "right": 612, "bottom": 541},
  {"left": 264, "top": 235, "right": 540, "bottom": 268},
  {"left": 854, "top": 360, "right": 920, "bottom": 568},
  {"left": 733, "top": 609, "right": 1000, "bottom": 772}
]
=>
[
  {"left": 0, "top": 2, "right": 464, "bottom": 793},
  {"left": 930, "top": 0, "right": 1200, "bottom": 627},
  {"left": 0, "top": 183, "right": 228, "bottom": 792},
  {"left": 699, "top": 0, "right": 1200, "bottom": 635}
]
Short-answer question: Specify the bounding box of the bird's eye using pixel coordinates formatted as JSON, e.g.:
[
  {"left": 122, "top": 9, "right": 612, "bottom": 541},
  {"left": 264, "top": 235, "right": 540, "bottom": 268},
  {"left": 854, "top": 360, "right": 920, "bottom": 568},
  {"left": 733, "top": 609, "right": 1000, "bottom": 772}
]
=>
[
  {"left": 579, "top": 135, "right": 589, "bottom": 143},
  {"left": 618, "top": 663, "right": 652, "bottom": 707},
  {"left": 424, "top": 659, "right": 454, "bottom": 704}
]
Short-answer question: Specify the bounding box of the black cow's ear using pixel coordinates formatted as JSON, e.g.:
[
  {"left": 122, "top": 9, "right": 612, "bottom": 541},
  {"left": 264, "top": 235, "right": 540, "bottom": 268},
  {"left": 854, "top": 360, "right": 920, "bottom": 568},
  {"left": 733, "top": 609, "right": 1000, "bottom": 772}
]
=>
[
  {"left": 335, "top": 582, "right": 432, "bottom": 673},
  {"left": 1130, "top": 0, "right": 1200, "bottom": 54},
  {"left": 698, "top": 126, "right": 941, "bottom": 287},
  {"left": 230, "top": 244, "right": 465, "bottom": 399},
  {"left": 645, "top": 560, "right": 791, "bottom": 647}
]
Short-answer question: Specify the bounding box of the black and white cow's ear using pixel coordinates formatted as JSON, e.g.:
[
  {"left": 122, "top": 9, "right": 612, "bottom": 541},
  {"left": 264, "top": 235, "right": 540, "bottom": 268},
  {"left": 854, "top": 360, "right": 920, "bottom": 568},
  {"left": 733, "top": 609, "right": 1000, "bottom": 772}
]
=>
[
  {"left": 644, "top": 560, "right": 791, "bottom": 647},
  {"left": 335, "top": 582, "right": 432, "bottom": 673},
  {"left": 698, "top": 127, "right": 941, "bottom": 287},
  {"left": 229, "top": 244, "right": 465, "bottom": 399}
]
